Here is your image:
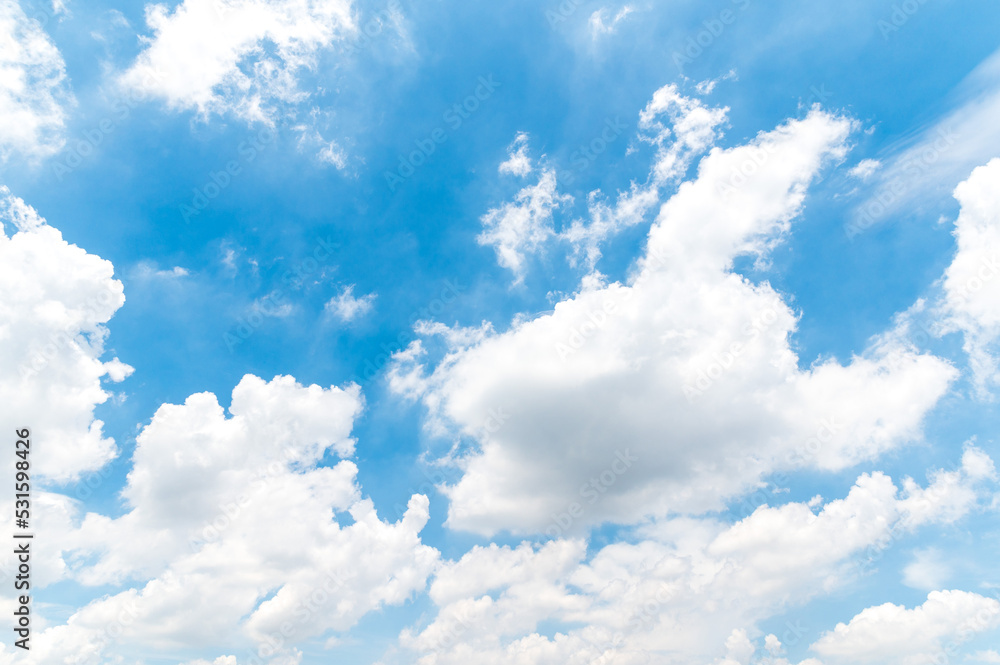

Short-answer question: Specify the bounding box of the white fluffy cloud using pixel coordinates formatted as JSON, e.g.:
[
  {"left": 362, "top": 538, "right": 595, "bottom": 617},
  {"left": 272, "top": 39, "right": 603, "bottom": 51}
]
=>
[
  {"left": 811, "top": 590, "right": 1000, "bottom": 665},
  {"left": 7, "top": 374, "right": 439, "bottom": 664},
  {"left": 0, "top": 0, "right": 74, "bottom": 159},
  {"left": 0, "top": 187, "right": 131, "bottom": 482},
  {"left": 395, "top": 457, "right": 993, "bottom": 665},
  {"left": 392, "top": 99, "right": 956, "bottom": 536},
  {"left": 120, "top": 0, "right": 356, "bottom": 123},
  {"left": 939, "top": 158, "right": 1000, "bottom": 395},
  {"left": 0, "top": 189, "right": 437, "bottom": 663}
]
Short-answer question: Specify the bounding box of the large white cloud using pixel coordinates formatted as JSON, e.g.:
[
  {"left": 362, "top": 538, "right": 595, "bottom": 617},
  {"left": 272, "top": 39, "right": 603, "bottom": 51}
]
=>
[
  {"left": 0, "top": 0, "right": 73, "bottom": 160},
  {"left": 120, "top": 0, "right": 356, "bottom": 123},
  {"left": 0, "top": 186, "right": 130, "bottom": 482},
  {"left": 4, "top": 374, "right": 439, "bottom": 664},
  {"left": 391, "top": 96, "right": 957, "bottom": 536},
  {"left": 811, "top": 589, "right": 1000, "bottom": 665},
  {"left": 0, "top": 188, "right": 438, "bottom": 663},
  {"left": 395, "top": 454, "right": 995, "bottom": 665}
]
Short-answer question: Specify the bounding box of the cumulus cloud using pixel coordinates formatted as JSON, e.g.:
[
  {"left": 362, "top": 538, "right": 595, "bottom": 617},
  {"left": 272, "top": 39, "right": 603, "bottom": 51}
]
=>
[
  {"left": 396, "top": 460, "right": 992, "bottom": 665},
  {"left": 811, "top": 590, "right": 1000, "bottom": 665},
  {"left": 392, "top": 100, "right": 956, "bottom": 536},
  {"left": 8, "top": 375, "right": 439, "bottom": 664},
  {"left": 325, "top": 284, "right": 376, "bottom": 322},
  {"left": 0, "top": 189, "right": 437, "bottom": 663},
  {"left": 938, "top": 158, "right": 1000, "bottom": 395},
  {"left": 0, "top": 0, "right": 74, "bottom": 160},
  {"left": 0, "top": 187, "right": 130, "bottom": 482},
  {"left": 120, "top": 0, "right": 356, "bottom": 124}
]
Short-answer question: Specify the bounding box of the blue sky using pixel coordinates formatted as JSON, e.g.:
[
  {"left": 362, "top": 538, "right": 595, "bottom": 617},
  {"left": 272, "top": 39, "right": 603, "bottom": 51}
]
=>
[{"left": 2, "top": 0, "right": 1000, "bottom": 663}]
